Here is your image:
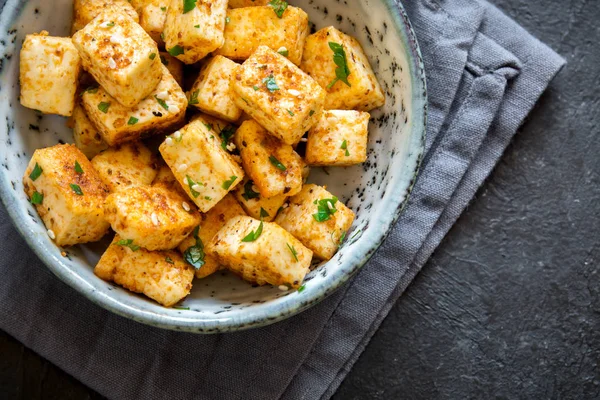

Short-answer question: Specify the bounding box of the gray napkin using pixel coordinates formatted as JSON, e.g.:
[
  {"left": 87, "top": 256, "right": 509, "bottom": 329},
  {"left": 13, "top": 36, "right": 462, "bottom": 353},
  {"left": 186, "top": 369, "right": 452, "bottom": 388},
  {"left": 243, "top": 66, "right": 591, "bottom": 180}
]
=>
[{"left": 0, "top": 1, "right": 565, "bottom": 399}]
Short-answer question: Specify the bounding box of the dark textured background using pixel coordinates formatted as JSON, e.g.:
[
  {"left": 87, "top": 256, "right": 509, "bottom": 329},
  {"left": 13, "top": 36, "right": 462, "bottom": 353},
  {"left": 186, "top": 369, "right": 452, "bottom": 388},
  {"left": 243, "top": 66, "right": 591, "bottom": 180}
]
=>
[{"left": 2, "top": 0, "right": 599, "bottom": 398}]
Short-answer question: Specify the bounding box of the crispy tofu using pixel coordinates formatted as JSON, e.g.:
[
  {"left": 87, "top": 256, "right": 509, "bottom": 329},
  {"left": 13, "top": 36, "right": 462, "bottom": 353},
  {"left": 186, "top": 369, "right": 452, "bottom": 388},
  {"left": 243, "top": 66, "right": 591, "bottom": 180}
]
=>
[
  {"left": 188, "top": 55, "right": 242, "bottom": 122},
  {"left": 91, "top": 142, "right": 157, "bottom": 192},
  {"left": 159, "top": 52, "right": 184, "bottom": 87},
  {"left": 95, "top": 234, "right": 194, "bottom": 307},
  {"left": 207, "top": 216, "right": 312, "bottom": 289},
  {"left": 81, "top": 64, "right": 187, "bottom": 146},
  {"left": 235, "top": 120, "right": 304, "bottom": 198},
  {"left": 228, "top": 0, "right": 268, "bottom": 7},
  {"left": 231, "top": 46, "right": 326, "bottom": 145},
  {"left": 22, "top": 144, "right": 110, "bottom": 246},
  {"left": 159, "top": 117, "right": 244, "bottom": 212},
  {"left": 72, "top": 8, "right": 162, "bottom": 107},
  {"left": 19, "top": 32, "right": 81, "bottom": 116},
  {"left": 152, "top": 161, "right": 186, "bottom": 196},
  {"left": 305, "top": 110, "right": 370, "bottom": 166},
  {"left": 275, "top": 184, "right": 355, "bottom": 260},
  {"left": 233, "top": 176, "right": 286, "bottom": 222},
  {"left": 72, "top": 0, "right": 139, "bottom": 34},
  {"left": 215, "top": 6, "right": 309, "bottom": 66},
  {"left": 300, "top": 26, "right": 385, "bottom": 112},
  {"left": 130, "top": 0, "right": 169, "bottom": 45},
  {"left": 104, "top": 186, "right": 201, "bottom": 250},
  {"left": 163, "top": 0, "right": 228, "bottom": 64},
  {"left": 178, "top": 194, "right": 246, "bottom": 279},
  {"left": 71, "top": 102, "right": 109, "bottom": 159}
]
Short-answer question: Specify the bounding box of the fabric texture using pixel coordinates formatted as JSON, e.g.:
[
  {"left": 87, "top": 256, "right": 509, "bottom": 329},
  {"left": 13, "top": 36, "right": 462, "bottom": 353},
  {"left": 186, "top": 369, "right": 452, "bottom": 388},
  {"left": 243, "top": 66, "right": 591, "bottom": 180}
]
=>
[{"left": 0, "top": 1, "right": 565, "bottom": 399}]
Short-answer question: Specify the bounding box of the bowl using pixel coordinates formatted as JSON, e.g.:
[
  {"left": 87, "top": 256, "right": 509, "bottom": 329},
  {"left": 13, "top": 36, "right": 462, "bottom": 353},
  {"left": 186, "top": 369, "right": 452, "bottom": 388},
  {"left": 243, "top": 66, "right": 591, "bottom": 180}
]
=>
[{"left": 0, "top": 0, "right": 426, "bottom": 333}]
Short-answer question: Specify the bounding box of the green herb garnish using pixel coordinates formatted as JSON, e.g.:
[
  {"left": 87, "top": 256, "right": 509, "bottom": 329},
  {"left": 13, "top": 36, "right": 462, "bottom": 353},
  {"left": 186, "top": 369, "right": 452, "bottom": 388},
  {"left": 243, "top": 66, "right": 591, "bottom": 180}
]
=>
[
  {"left": 183, "top": 0, "right": 197, "bottom": 14},
  {"left": 309, "top": 110, "right": 315, "bottom": 116},
  {"left": 106, "top": 21, "right": 115, "bottom": 27},
  {"left": 165, "top": 256, "right": 174, "bottom": 264},
  {"left": 161, "top": 6, "right": 167, "bottom": 11},
  {"left": 341, "top": 139, "right": 350, "bottom": 156},
  {"left": 168, "top": 45, "right": 185, "bottom": 57},
  {"left": 286, "top": 109, "right": 294, "bottom": 116},
  {"left": 222, "top": 175, "right": 238, "bottom": 190},
  {"left": 160, "top": 54, "right": 169, "bottom": 65},
  {"left": 29, "top": 163, "right": 43, "bottom": 181},
  {"left": 155, "top": 96, "right": 169, "bottom": 110},
  {"left": 225, "top": 16, "right": 231, "bottom": 24},
  {"left": 30, "top": 191, "right": 43, "bottom": 205},
  {"left": 74, "top": 161, "right": 84, "bottom": 174},
  {"left": 278, "top": 47, "right": 289, "bottom": 57},
  {"left": 70, "top": 183, "right": 83, "bottom": 196},
  {"left": 203, "top": 122, "right": 213, "bottom": 131},
  {"left": 241, "top": 221, "right": 263, "bottom": 242},
  {"left": 253, "top": 85, "right": 260, "bottom": 91},
  {"left": 183, "top": 226, "right": 205, "bottom": 270},
  {"left": 259, "top": 207, "right": 270, "bottom": 219},
  {"left": 219, "top": 126, "right": 236, "bottom": 150},
  {"left": 287, "top": 243, "right": 298, "bottom": 261},
  {"left": 98, "top": 102, "right": 111, "bottom": 113},
  {"left": 128, "top": 116, "right": 139, "bottom": 125},
  {"left": 149, "top": 52, "right": 157, "bottom": 60},
  {"left": 297, "top": 284, "right": 306, "bottom": 293},
  {"left": 339, "top": 231, "right": 347, "bottom": 246},
  {"left": 188, "top": 89, "right": 199, "bottom": 106},
  {"left": 268, "top": 0, "right": 288, "bottom": 18},
  {"left": 327, "top": 42, "right": 351, "bottom": 89},
  {"left": 269, "top": 155, "right": 286, "bottom": 171},
  {"left": 116, "top": 239, "right": 140, "bottom": 251},
  {"left": 242, "top": 180, "right": 260, "bottom": 200},
  {"left": 263, "top": 74, "right": 280, "bottom": 93},
  {"left": 186, "top": 175, "right": 202, "bottom": 197},
  {"left": 174, "top": 306, "right": 190, "bottom": 310},
  {"left": 312, "top": 197, "right": 338, "bottom": 222}
]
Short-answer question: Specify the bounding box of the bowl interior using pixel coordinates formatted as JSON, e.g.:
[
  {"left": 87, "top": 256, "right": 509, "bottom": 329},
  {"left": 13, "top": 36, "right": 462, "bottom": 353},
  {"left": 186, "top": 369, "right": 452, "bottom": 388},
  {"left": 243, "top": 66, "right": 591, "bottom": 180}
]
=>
[{"left": 0, "top": 0, "right": 425, "bottom": 332}]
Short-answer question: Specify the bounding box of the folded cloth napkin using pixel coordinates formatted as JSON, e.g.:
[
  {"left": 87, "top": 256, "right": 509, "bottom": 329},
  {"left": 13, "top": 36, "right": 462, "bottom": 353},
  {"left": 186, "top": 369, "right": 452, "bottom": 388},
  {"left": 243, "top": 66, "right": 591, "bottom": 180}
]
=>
[{"left": 0, "top": 1, "right": 565, "bottom": 399}]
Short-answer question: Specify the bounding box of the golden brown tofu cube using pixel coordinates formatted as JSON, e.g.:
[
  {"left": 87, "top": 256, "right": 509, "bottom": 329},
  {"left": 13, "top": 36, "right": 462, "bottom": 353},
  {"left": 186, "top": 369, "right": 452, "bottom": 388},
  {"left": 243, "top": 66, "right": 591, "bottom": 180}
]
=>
[
  {"left": 300, "top": 26, "right": 385, "bottom": 112},
  {"left": 71, "top": 102, "right": 109, "bottom": 159},
  {"left": 188, "top": 55, "right": 242, "bottom": 122},
  {"left": 235, "top": 120, "right": 304, "bottom": 198},
  {"left": 207, "top": 216, "right": 312, "bottom": 289},
  {"left": 159, "top": 52, "right": 184, "bottom": 87},
  {"left": 215, "top": 6, "right": 309, "bottom": 66},
  {"left": 231, "top": 46, "right": 326, "bottom": 145},
  {"left": 275, "top": 184, "right": 355, "bottom": 260},
  {"left": 305, "top": 110, "right": 370, "bottom": 166},
  {"left": 151, "top": 161, "right": 186, "bottom": 196},
  {"left": 130, "top": 0, "right": 169, "bottom": 45},
  {"left": 81, "top": 64, "right": 187, "bottom": 146},
  {"left": 233, "top": 176, "right": 286, "bottom": 222},
  {"left": 91, "top": 142, "right": 157, "bottom": 192},
  {"left": 22, "top": 144, "right": 110, "bottom": 246},
  {"left": 19, "top": 32, "right": 81, "bottom": 116},
  {"left": 72, "top": 8, "right": 162, "bottom": 107},
  {"left": 163, "top": 0, "right": 228, "bottom": 64},
  {"left": 178, "top": 194, "right": 246, "bottom": 279},
  {"left": 228, "top": 0, "right": 268, "bottom": 7},
  {"left": 104, "top": 186, "right": 201, "bottom": 251},
  {"left": 95, "top": 234, "right": 194, "bottom": 307},
  {"left": 159, "top": 117, "right": 244, "bottom": 212},
  {"left": 72, "top": 0, "right": 139, "bottom": 34}
]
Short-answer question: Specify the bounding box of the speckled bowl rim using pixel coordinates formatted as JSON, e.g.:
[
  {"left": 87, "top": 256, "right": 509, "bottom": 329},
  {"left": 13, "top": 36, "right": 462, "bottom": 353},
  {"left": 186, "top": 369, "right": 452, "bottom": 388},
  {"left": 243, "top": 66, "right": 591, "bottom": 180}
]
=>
[{"left": 0, "top": 0, "right": 427, "bottom": 333}]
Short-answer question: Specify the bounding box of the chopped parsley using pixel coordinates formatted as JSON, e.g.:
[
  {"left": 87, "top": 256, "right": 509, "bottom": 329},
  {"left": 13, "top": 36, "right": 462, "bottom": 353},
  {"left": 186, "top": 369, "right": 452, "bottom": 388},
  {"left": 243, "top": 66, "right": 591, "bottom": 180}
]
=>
[
  {"left": 116, "top": 239, "right": 140, "bottom": 251},
  {"left": 259, "top": 207, "right": 270, "bottom": 219},
  {"left": 268, "top": 0, "right": 288, "bottom": 18},
  {"left": 174, "top": 306, "right": 190, "bottom": 310},
  {"left": 74, "top": 161, "right": 84, "bottom": 174},
  {"left": 183, "top": 0, "right": 197, "bottom": 14},
  {"left": 219, "top": 126, "right": 236, "bottom": 150},
  {"left": 161, "top": 6, "right": 167, "bottom": 11},
  {"left": 82, "top": 86, "right": 98, "bottom": 96},
  {"left": 241, "top": 221, "right": 263, "bottom": 242},
  {"left": 167, "top": 45, "right": 185, "bottom": 57},
  {"left": 149, "top": 52, "right": 157, "bottom": 60},
  {"left": 327, "top": 42, "right": 351, "bottom": 89},
  {"left": 339, "top": 230, "right": 347, "bottom": 246},
  {"left": 70, "top": 183, "right": 83, "bottom": 196},
  {"left": 287, "top": 243, "right": 298, "bottom": 261},
  {"left": 188, "top": 89, "right": 199, "bottom": 106},
  {"left": 30, "top": 191, "right": 43, "bottom": 205},
  {"left": 263, "top": 74, "right": 280, "bottom": 93},
  {"left": 309, "top": 110, "right": 315, "bottom": 116},
  {"left": 269, "top": 155, "right": 286, "bottom": 171},
  {"left": 297, "top": 285, "right": 306, "bottom": 293},
  {"left": 242, "top": 180, "right": 260, "bottom": 200},
  {"left": 183, "top": 226, "right": 205, "bottom": 270},
  {"left": 165, "top": 256, "right": 175, "bottom": 264},
  {"left": 253, "top": 85, "right": 260, "bottom": 91},
  {"left": 155, "top": 96, "right": 169, "bottom": 110},
  {"left": 98, "top": 101, "right": 111, "bottom": 113},
  {"left": 194, "top": 24, "right": 200, "bottom": 28},
  {"left": 312, "top": 197, "right": 338, "bottom": 222},
  {"left": 203, "top": 122, "right": 213, "bottom": 131},
  {"left": 222, "top": 175, "right": 238, "bottom": 190},
  {"left": 128, "top": 116, "right": 139, "bottom": 125},
  {"left": 286, "top": 109, "right": 295, "bottom": 116},
  {"left": 106, "top": 21, "right": 115, "bottom": 27},
  {"left": 341, "top": 139, "right": 350, "bottom": 156},
  {"left": 277, "top": 47, "right": 289, "bottom": 57},
  {"left": 204, "top": 196, "right": 212, "bottom": 201},
  {"left": 186, "top": 175, "right": 202, "bottom": 197},
  {"left": 29, "top": 163, "right": 43, "bottom": 181}
]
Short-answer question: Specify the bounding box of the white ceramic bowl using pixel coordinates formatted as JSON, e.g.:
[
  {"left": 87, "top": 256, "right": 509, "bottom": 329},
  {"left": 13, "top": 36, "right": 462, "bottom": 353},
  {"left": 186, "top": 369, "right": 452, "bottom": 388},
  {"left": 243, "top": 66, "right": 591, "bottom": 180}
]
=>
[{"left": 0, "top": 0, "right": 426, "bottom": 332}]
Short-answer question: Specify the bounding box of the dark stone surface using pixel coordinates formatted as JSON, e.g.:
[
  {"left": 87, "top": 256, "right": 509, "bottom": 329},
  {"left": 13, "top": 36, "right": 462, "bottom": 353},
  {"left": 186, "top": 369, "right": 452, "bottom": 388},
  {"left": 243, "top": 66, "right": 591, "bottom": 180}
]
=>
[{"left": 1, "top": 0, "right": 599, "bottom": 399}]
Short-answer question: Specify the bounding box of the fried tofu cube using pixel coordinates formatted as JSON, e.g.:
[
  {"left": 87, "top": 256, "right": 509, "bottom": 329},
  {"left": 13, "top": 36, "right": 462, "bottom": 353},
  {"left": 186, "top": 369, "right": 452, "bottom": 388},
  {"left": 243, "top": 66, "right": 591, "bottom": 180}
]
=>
[
  {"left": 227, "top": 0, "right": 268, "bottom": 7},
  {"left": 72, "top": 0, "right": 139, "bottom": 34},
  {"left": 130, "top": 0, "right": 169, "bottom": 45},
  {"left": 215, "top": 6, "right": 309, "bottom": 66},
  {"left": 305, "top": 110, "right": 370, "bottom": 166},
  {"left": 81, "top": 64, "right": 187, "bottom": 146},
  {"left": 159, "top": 117, "right": 244, "bottom": 212},
  {"left": 71, "top": 102, "right": 109, "bottom": 159},
  {"left": 19, "top": 32, "right": 81, "bottom": 116},
  {"left": 91, "top": 142, "right": 157, "bottom": 192},
  {"left": 275, "top": 184, "right": 355, "bottom": 260},
  {"left": 159, "top": 52, "right": 184, "bottom": 87},
  {"left": 207, "top": 216, "right": 312, "bottom": 289},
  {"left": 188, "top": 55, "right": 242, "bottom": 122},
  {"left": 162, "top": 0, "right": 228, "bottom": 64},
  {"left": 235, "top": 120, "right": 304, "bottom": 198},
  {"left": 22, "top": 144, "right": 110, "bottom": 246},
  {"left": 72, "top": 8, "right": 162, "bottom": 107},
  {"left": 95, "top": 234, "right": 194, "bottom": 307},
  {"left": 151, "top": 161, "right": 186, "bottom": 195},
  {"left": 233, "top": 177, "right": 286, "bottom": 222},
  {"left": 104, "top": 186, "right": 201, "bottom": 251},
  {"left": 301, "top": 26, "right": 385, "bottom": 112},
  {"left": 178, "top": 194, "right": 246, "bottom": 279},
  {"left": 231, "top": 46, "right": 326, "bottom": 145}
]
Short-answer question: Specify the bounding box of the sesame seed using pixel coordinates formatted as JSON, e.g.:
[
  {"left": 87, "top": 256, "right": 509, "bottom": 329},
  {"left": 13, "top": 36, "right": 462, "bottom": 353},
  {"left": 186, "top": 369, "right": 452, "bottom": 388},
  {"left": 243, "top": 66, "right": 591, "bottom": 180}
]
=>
[
  {"left": 327, "top": 202, "right": 334, "bottom": 210},
  {"left": 156, "top": 90, "right": 169, "bottom": 99},
  {"left": 177, "top": 163, "right": 188, "bottom": 172},
  {"left": 226, "top": 142, "right": 236, "bottom": 152},
  {"left": 173, "top": 131, "right": 182, "bottom": 140},
  {"left": 191, "top": 184, "right": 202, "bottom": 192},
  {"left": 252, "top": 184, "right": 259, "bottom": 192},
  {"left": 109, "top": 34, "right": 122, "bottom": 44},
  {"left": 278, "top": 285, "right": 289, "bottom": 291},
  {"left": 169, "top": 105, "right": 180, "bottom": 114},
  {"left": 283, "top": 203, "right": 289, "bottom": 209},
  {"left": 300, "top": 138, "right": 308, "bottom": 142},
  {"left": 108, "top": 57, "right": 117, "bottom": 69},
  {"left": 47, "top": 229, "right": 56, "bottom": 240},
  {"left": 182, "top": 202, "right": 191, "bottom": 211},
  {"left": 277, "top": 46, "right": 287, "bottom": 53},
  {"left": 165, "top": 137, "right": 174, "bottom": 146},
  {"left": 151, "top": 212, "right": 159, "bottom": 226},
  {"left": 288, "top": 89, "right": 301, "bottom": 96}
]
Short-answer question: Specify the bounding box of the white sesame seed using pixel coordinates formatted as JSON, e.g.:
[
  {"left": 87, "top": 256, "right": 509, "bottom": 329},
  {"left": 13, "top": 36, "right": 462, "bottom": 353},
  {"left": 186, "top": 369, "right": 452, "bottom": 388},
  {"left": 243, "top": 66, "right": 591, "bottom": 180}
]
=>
[
  {"left": 191, "top": 184, "right": 202, "bottom": 192},
  {"left": 182, "top": 202, "right": 191, "bottom": 212},
  {"left": 278, "top": 285, "right": 289, "bottom": 291},
  {"left": 169, "top": 105, "right": 180, "bottom": 114},
  {"left": 226, "top": 142, "right": 236, "bottom": 152},
  {"left": 157, "top": 90, "right": 169, "bottom": 99},
  {"left": 47, "top": 229, "right": 56, "bottom": 240},
  {"left": 288, "top": 89, "right": 301, "bottom": 96},
  {"left": 252, "top": 184, "right": 259, "bottom": 193},
  {"left": 177, "top": 163, "right": 188, "bottom": 172},
  {"left": 109, "top": 34, "right": 122, "bottom": 44},
  {"left": 283, "top": 203, "right": 289, "bottom": 209},
  {"left": 165, "top": 137, "right": 174, "bottom": 146},
  {"left": 173, "top": 131, "right": 182, "bottom": 140},
  {"left": 108, "top": 57, "right": 117, "bottom": 69},
  {"left": 300, "top": 138, "right": 308, "bottom": 142},
  {"left": 327, "top": 202, "right": 334, "bottom": 210},
  {"left": 151, "top": 212, "right": 159, "bottom": 226}
]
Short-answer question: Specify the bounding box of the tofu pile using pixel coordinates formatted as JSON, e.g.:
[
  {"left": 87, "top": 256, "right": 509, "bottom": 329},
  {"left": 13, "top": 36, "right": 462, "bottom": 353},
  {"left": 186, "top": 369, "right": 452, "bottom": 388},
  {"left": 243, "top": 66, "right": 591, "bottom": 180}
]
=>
[{"left": 19, "top": 0, "right": 385, "bottom": 308}]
